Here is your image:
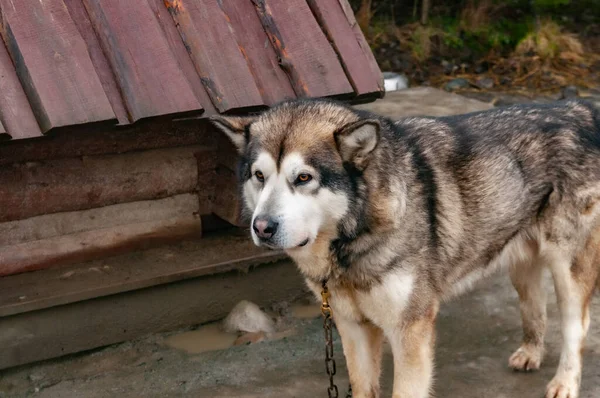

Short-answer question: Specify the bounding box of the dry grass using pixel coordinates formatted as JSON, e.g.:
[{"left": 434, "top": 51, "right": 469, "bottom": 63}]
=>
[{"left": 516, "top": 19, "right": 584, "bottom": 60}]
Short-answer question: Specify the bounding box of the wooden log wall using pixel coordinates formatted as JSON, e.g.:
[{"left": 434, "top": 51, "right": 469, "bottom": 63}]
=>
[{"left": 0, "top": 145, "right": 216, "bottom": 276}]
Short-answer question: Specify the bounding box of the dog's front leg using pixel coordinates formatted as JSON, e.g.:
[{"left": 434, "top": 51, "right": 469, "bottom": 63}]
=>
[
  {"left": 385, "top": 302, "right": 438, "bottom": 398},
  {"left": 335, "top": 316, "right": 384, "bottom": 398}
]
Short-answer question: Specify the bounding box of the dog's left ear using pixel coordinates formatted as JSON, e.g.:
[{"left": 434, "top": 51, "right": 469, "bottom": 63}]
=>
[
  {"left": 334, "top": 119, "right": 381, "bottom": 169},
  {"left": 210, "top": 115, "right": 258, "bottom": 154}
]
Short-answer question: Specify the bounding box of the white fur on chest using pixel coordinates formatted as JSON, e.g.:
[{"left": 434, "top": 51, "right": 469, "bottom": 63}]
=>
[{"left": 306, "top": 270, "right": 414, "bottom": 330}]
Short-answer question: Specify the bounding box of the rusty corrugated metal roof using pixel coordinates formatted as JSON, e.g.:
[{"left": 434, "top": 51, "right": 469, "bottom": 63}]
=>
[{"left": 0, "top": 0, "right": 383, "bottom": 141}]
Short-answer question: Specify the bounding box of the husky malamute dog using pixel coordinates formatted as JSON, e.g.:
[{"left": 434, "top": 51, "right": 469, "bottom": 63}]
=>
[{"left": 212, "top": 98, "right": 600, "bottom": 398}]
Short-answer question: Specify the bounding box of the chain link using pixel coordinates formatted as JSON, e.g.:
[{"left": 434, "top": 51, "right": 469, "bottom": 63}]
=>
[{"left": 321, "top": 281, "right": 352, "bottom": 398}]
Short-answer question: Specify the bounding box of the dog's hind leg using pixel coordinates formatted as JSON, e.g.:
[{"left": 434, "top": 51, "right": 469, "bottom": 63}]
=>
[
  {"left": 508, "top": 256, "right": 547, "bottom": 371},
  {"left": 545, "top": 229, "right": 600, "bottom": 398},
  {"left": 335, "top": 317, "right": 384, "bottom": 398}
]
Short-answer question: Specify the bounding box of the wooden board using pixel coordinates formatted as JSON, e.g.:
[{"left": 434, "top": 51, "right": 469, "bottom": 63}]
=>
[
  {"left": 82, "top": 0, "right": 202, "bottom": 122},
  {"left": 0, "top": 146, "right": 212, "bottom": 222},
  {"left": 0, "top": 0, "right": 116, "bottom": 132},
  {"left": 218, "top": 0, "right": 296, "bottom": 105},
  {"left": 0, "top": 231, "right": 285, "bottom": 317},
  {"left": 0, "top": 193, "right": 201, "bottom": 247},
  {"left": 251, "top": 0, "right": 354, "bottom": 98},
  {"left": 0, "top": 257, "right": 298, "bottom": 370},
  {"left": 0, "top": 215, "right": 202, "bottom": 277},
  {"left": 213, "top": 166, "right": 245, "bottom": 227},
  {"left": 0, "top": 40, "right": 42, "bottom": 140},
  {"left": 63, "top": 0, "right": 130, "bottom": 125},
  {"left": 164, "top": 0, "right": 264, "bottom": 112},
  {"left": 306, "top": 0, "right": 384, "bottom": 97},
  {"left": 0, "top": 118, "right": 217, "bottom": 167},
  {"left": 147, "top": 0, "right": 218, "bottom": 116}
]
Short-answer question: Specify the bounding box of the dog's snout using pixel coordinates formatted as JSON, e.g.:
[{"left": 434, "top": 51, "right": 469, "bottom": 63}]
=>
[{"left": 253, "top": 216, "right": 279, "bottom": 240}]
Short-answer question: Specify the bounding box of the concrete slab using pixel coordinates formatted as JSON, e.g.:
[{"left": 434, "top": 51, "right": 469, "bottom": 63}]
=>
[
  {"left": 354, "top": 87, "right": 493, "bottom": 119},
  {"left": 1, "top": 273, "right": 598, "bottom": 398}
]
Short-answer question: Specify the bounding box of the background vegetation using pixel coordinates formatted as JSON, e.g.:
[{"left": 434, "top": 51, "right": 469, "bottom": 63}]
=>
[{"left": 349, "top": 0, "right": 600, "bottom": 94}]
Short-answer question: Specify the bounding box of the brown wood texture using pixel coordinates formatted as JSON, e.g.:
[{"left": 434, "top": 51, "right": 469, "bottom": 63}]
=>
[
  {"left": 0, "top": 40, "right": 42, "bottom": 140},
  {"left": 218, "top": 0, "right": 296, "bottom": 105},
  {"left": 306, "top": 0, "right": 384, "bottom": 98},
  {"left": 0, "top": 194, "right": 201, "bottom": 247},
  {"left": 0, "top": 214, "right": 202, "bottom": 277},
  {"left": 63, "top": 0, "right": 130, "bottom": 125},
  {"left": 0, "top": 231, "right": 285, "bottom": 317},
  {"left": 164, "top": 0, "right": 264, "bottom": 112},
  {"left": 336, "top": 0, "right": 385, "bottom": 96},
  {"left": 252, "top": 0, "right": 354, "bottom": 98},
  {"left": 0, "top": 0, "right": 116, "bottom": 132},
  {"left": 0, "top": 258, "right": 298, "bottom": 370},
  {"left": 213, "top": 166, "right": 245, "bottom": 227},
  {"left": 147, "top": 0, "right": 217, "bottom": 116},
  {"left": 82, "top": 0, "right": 202, "bottom": 122},
  {"left": 0, "top": 146, "right": 213, "bottom": 223},
  {"left": 0, "top": 118, "right": 217, "bottom": 167}
]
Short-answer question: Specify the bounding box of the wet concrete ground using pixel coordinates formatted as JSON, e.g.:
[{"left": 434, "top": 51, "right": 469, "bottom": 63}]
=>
[{"left": 1, "top": 272, "right": 599, "bottom": 398}]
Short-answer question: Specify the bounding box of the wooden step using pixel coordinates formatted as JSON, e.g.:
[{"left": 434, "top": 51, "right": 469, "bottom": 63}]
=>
[
  {"left": 0, "top": 229, "right": 300, "bottom": 370},
  {"left": 0, "top": 229, "right": 285, "bottom": 317}
]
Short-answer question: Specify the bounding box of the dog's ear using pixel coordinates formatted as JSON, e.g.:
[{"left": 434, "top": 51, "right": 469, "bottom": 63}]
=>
[
  {"left": 210, "top": 115, "right": 257, "bottom": 154},
  {"left": 334, "top": 119, "right": 381, "bottom": 169}
]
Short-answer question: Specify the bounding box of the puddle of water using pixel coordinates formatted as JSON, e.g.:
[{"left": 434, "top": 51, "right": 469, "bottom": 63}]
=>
[
  {"left": 165, "top": 323, "right": 237, "bottom": 354},
  {"left": 290, "top": 304, "right": 321, "bottom": 319}
]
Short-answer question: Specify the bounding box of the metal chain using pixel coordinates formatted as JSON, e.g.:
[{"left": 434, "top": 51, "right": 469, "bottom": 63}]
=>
[{"left": 321, "top": 281, "right": 352, "bottom": 398}]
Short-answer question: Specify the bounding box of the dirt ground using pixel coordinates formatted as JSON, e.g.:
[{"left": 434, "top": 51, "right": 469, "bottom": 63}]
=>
[{"left": 1, "top": 271, "right": 599, "bottom": 398}]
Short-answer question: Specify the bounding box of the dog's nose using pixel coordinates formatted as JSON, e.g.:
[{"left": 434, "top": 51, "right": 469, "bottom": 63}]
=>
[{"left": 253, "top": 216, "right": 279, "bottom": 240}]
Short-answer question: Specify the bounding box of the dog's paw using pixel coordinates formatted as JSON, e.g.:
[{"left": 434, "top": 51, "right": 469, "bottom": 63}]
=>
[
  {"left": 545, "top": 376, "right": 579, "bottom": 398},
  {"left": 508, "top": 344, "right": 543, "bottom": 371}
]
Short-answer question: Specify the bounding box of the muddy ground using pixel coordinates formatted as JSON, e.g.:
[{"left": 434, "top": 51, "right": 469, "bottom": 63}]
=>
[{"left": 1, "top": 272, "right": 599, "bottom": 398}]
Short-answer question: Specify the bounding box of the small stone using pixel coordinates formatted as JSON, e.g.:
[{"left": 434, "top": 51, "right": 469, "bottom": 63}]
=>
[
  {"left": 441, "top": 60, "right": 457, "bottom": 75},
  {"left": 561, "top": 85, "right": 579, "bottom": 99},
  {"left": 475, "top": 77, "right": 494, "bottom": 90},
  {"left": 500, "top": 76, "right": 512, "bottom": 86},
  {"left": 444, "top": 78, "right": 469, "bottom": 92},
  {"left": 28, "top": 373, "right": 44, "bottom": 382},
  {"left": 223, "top": 300, "right": 275, "bottom": 334}
]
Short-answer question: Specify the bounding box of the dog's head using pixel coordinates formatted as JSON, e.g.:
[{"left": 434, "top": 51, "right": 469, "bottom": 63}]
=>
[{"left": 211, "top": 100, "right": 381, "bottom": 252}]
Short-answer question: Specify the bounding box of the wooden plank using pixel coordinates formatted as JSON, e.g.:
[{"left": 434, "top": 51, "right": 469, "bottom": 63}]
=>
[
  {"left": 63, "top": 0, "right": 130, "bottom": 125},
  {"left": 0, "top": 146, "right": 212, "bottom": 223},
  {"left": 147, "top": 0, "right": 217, "bottom": 116},
  {"left": 0, "top": 118, "right": 216, "bottom": 167},
  {"left": 251, "top": 0, "right": 354, "bottom": 98},
  {"left": 0, "top": 231, "right": 285, "bottom": 317},
  {"left": 0, "top": 193, "right": 201, "bottom": 248},
  {"left": 218, "top": 0, "right": 296, "bottom": 105},
  {"left": 0, "top": 257, "right": 298, "bottom": 370},
  {"left": 306, "top": 0, "right": 384, "bottom": 98},
  {"left": 213, "top": 166, "right": 245, "bottom": 227},
  {"left": 0, "top": 40, "right": 42, "bottom": 140},
  {"left": 164, "top": 0, "right": 264, "bottom": 112},
  {"left": 0, "top": 0, "right": 116, "bottom": 132},
  {"left": 0, "top": 214, "right": 202, "bottom": 277},
  {"left": 82, "top": 0, "right": 202, "bottom": 122},
  {"left": 337, "top": 0, "right": 385, "bottom": 98}
]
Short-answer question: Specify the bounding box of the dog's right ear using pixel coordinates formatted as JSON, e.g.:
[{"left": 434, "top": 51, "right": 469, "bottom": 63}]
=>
[{"left": 210, "top": 115, "right": 257, "bottom": 154}]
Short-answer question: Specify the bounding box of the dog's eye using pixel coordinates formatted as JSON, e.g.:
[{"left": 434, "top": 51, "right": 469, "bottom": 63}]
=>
[
  {"left": 255, "top": 170, "right": 264, "bottom": 182},
  {"left": 295, "top": 173, "right": 312, "bottom": 185}
]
